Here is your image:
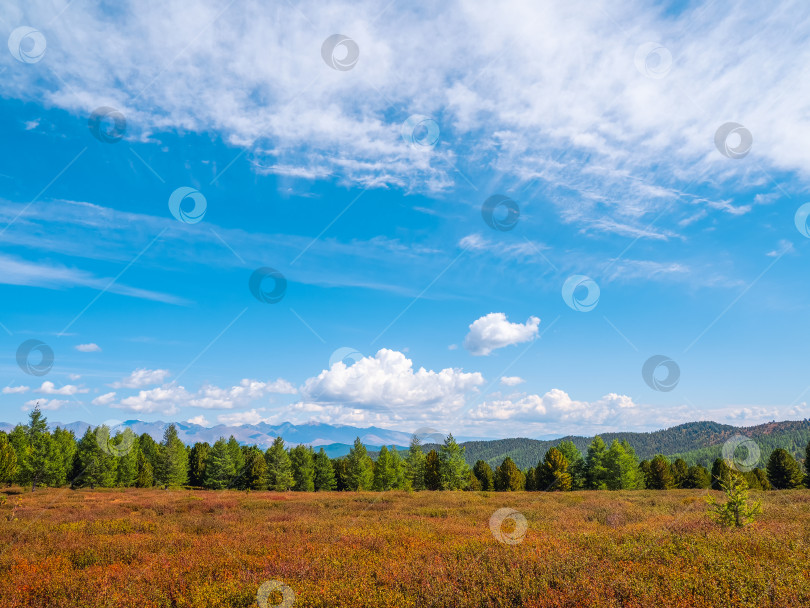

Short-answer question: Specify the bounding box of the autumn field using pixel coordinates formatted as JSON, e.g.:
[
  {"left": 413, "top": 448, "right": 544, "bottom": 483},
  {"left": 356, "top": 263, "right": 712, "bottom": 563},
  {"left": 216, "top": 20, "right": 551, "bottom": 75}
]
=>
[{"left": 1, "top": 487, "right": 809, "bottom": 608}]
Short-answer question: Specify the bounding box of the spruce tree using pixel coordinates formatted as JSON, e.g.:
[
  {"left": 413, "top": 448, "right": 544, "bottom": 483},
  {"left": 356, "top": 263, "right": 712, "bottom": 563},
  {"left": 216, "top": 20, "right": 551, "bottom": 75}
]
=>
[
  {"left": 603, "top": 440, "right": 643, "bottom": 490},
  {"left": 313, "top": 448, "right": 336, "bottom": 491},
  {"left": 51, "top": 427, "right": 76, "bottom": 487},
  {"left": 472, "top": 460, "right": 495, "bottom": 491},
  {"left": 404, "top": 436, "right": 427, "bottom": 490},
  {"left": 766, "top": 448, "right": 804, "bottom": 489},
  {"left": 556, "top": 440, "right": 585, "bottom": 489},
  {"left": 524, "top": 467, "right": 536, "bottom": 491},
  {"left": 242, "top": 446, "right": 268, "bottom": 490},
  {"left": 19, "top": 408, "right": 62, "bottom": 491},
  {"left": 188, "top": 442, "right": 210, "bottom": 487},
  {"left": 226, "top": 437, "right": 245, "bottom": 486},
  {"left": 135, "top": 449, "right": 154, "bottom": 487},
  {"left": 388, "top": 446, "right": 405, "bottom": 489},
  {"left": 115, "top": 430, "right": 139, "bottom": 487},
  {"left": 265, "top": 437, "right": 294, "bottom": 491},
  {"left": 138, "top": 433, "right": 162, "bottom": 480},
  {"left": 711, "top": 458, "right": 734, "bottom": 490},
  {"left": 332, "top": 458, "right": 349, "bottom": 491},
  {"left": 707, "top": 475, "right": 762, "bottom": 528},
  {"left": 204, "top": 438, "right": 235, "bottom": 489},
  {"left": 495, "top": 457, "right": 524, "bottom": 491},
  {"left": 290, "top": 445, "right": 315, "bottom": 491},
  {"left": 683, "top": 465, "right": 711, "bottom": 489},
  {"left": 805, "top": 440, "right": 810, "bottom": 488},
  {"left": 74, "top": 426, "right": 117, "bottom": 488},
  {"left": 158, "top": 425, "right": 188, "bottom": 486},
  {"left": 345, "top": 438, "right": 373, "bottom": 491},
  {"left": 0, "top": 433, "right": 18, "bottom": 485},
  {"left": 536, "top": 448, "right": 571, "bottom": 491},
  {"left": 584, "top": 436, "right": 608, "bottom": 490},
  {"left": 672, "top": 458, "right": 689, "bottom": 489},
  {"left": 439, "top": 434, "right": 470, "bottom": 490},
  {"left": 424, "top": 449, "right": 442, "bottom": 490},
  {"left": 373, "top": 445, "right": 392, "bottom": 491}
]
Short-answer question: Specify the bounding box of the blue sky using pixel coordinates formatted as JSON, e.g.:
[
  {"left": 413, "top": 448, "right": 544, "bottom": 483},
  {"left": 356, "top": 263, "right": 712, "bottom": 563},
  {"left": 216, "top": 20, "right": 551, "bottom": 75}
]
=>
[{"left": 1, "top": 0, "right": 809, "bottom": 438}]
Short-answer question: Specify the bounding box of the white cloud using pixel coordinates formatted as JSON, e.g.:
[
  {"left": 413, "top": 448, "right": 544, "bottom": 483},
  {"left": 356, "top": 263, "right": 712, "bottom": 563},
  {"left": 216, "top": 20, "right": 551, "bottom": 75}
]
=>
[
  {"left": 189, "top": 378, "right": 297, "bottom": 410},
  {"left": 112, "top": 368, "right": 171, "bottom": 389},
  {"left": 68, "top": 373, "right": 82, "bottom": 381},
  {"left": 37, "top": 381, "right": 88, "bottom": 395},
  {"left": 500, "top": 376, "right": 525, "bottom": 387},
  {"left": 187, "top": 415, "right": 212, "bottom": 426},
  {"left": 114, "top": 384, "right": 190, "bottom": 415},
  {"left": 23, "top": 399, "right": 69, "bottom": 411},
  {"left": 92, "top": 392, "right": 117, "bottom": 406},
  {"left": 463, "top": 313, "right": 540, "bottom": 356},
  {"left": 216, "top": 409, "right": 270, "bottom": 426},
  {"left": 75, "top": 343, "right": 101, "bottom": 352},
  {"left": 3, "top": 385, "right": 29, "bottom": 394}
]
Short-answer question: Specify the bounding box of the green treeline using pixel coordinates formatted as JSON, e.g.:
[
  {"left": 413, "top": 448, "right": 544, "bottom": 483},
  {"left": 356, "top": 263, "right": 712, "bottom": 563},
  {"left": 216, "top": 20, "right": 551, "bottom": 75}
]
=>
[{"left": 2, "top": 409, "right": 809, "bottom": 492}]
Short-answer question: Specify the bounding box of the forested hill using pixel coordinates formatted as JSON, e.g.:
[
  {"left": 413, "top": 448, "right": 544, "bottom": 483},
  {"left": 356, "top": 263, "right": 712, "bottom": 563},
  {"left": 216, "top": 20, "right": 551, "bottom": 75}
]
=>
[{"left": 452, "top": 419, "right": 810, "bottom": 469}]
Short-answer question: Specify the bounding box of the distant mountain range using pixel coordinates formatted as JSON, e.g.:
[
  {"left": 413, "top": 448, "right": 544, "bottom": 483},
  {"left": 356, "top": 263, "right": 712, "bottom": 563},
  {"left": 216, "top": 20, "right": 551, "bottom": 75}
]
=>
[{"left": 1, "top": 418, "right": 808, "bottom": 466}]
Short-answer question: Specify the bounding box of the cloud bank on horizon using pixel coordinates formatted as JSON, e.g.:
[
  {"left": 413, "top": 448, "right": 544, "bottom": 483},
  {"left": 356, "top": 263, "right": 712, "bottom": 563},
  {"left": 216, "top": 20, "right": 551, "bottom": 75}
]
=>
[{"left": 1, "top": 0, "right": 810, "bottom": 438}]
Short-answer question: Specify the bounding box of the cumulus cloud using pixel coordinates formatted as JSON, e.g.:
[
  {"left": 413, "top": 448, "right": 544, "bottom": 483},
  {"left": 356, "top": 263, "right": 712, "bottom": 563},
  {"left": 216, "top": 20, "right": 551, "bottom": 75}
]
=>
[
  {"left": 463, "top": 313, "right": 540, "bottom": 356},
  {"left": 92, "top": 392, "right": 117, "bottom": 406},
  {"left": 114, "top": 384, "right": 191, "bottom": 415},
  {"left": 216, "top": 409, "right": 271, "bottom": 426},
  {"left": 3, "top": 385, "right": 29, "bottom": 394},
  {"left": 23, "top": 399, "right": 69, "bottom": 411},
  {"left": 189, "top": 378, "right": 298, "bottom": 410},
  {"left": 75, "top": 343, "right": 101, "bottom": 352},
  {"left": 111, "top": 368, "right": 171, "bottom": 389},
  {"left": 500, "top": 376, "right": 525, "bottom": 387},
  {"left": 37, "top": 381, "right": 88, "bottom": 395},
  {"left": 187, "top": 415, "right": 212, "bottom": 426}
]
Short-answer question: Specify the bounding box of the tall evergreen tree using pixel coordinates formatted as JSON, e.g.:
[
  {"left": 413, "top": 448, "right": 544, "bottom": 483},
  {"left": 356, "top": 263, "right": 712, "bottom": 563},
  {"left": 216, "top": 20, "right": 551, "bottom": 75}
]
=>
[
  {"left": 8, "top": 425, "right": 28, "bottom": 485},
  {"left": 135, "top": 449, "right": 154, "bottom": 487},
  {"left": 19, "top": 408, "right": 62, "bottom": 491},
  {"left": 439, "top": 434, "right": 470, "bottom": 490},
  {"left": 389, "top": 446, "right": 406, "bottom": 489},
  {"left": 556, "top": 440, "right": 585, "bottom": 489},
  {"left": 138, "top": 433, "right": 161, "bottom": 481},
  {"left": 672, "top": 458, "right": 689, "bottom": 489},
  {"left": 584, "top": 436, "right": 609, "bottom": 490},
  {"left": 188, "top": 442, "right": 210, "bottom": 487},
  {"left": 646, "top": 454, "right": 675, "bottom": 490},
  {"left": 711, "top": 458, "right": 735, "bottom": 491},
  {"left": 683, "top": 464, "right": 711, "bottom": 489},
  {"left": 0, "top": 433, "right": 18, "bottom": 485},
  {"left": 313, "top": 448, "right": 336, "bottom": 491},
  {"left": 158, "top": 424, "right": 188, "bottom": 486},
  {"left": 766, "top": 448, "right": 804, "bottom": 489},
  {"left": 472, "top": 460, "right": 495, "bottom": 491},
  {"left": 373, "top": 445, "right": 392, "bottom": 491},
  {"left": 204, "top": 438, "right": 235, "bottom": 489},
  {"left": 524, "top": 466, "right": 537, "bottom": 491},
  {"left": 424, "top": 449, "right": 442, "bottom": 490},
  {"left": 226, "top": 437, "right": 245, "bottom": 486},
  {"left": 404, "top": 436, "right": 427, "bottom": 490},
  {"left": 290, "top": 445, "right": 315, "bottom": 491},
  {"left": 495, "top": 456, "right": 524, "bottom": 491},
  {"left": 265, "top": 437, "right": 294, "bottom": 491},
  {"left": 805, "top": 440, "right": 810, "bottom": 488},
  {"left": 536, "top": 448, "right": 571, "bottom": 491},
  {"left": 74, "top": 426, "right": 117, "bottom": 488},
  {"left": 242, "top": 446, "right": 269, "bottom": 490},
  {"left": 332, "top": 458, "right": 349, "bottom": 491},
  {"left": 51, "top": 427, "right": 76, "bottom": 487},
  {"left": 115, "top": 430, "right": 139, "bottom": 487},
  {"left": 604, "top": 440, "right": 643, "bottom": 490},
  {"left": 345, "top": 438, "right": 373, "bottom": 491}
]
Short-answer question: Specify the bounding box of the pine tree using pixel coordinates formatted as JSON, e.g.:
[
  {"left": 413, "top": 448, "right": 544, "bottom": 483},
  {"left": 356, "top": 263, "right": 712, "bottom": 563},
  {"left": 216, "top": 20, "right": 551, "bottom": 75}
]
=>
[
  {"left": 242, "top": 446, "right": 268, "bottom": 490},
  {"left": 0, "top": 433, "right": 18, "bottom": 485},
  {"left": 495, "top": 457, "right": 524, "bottom": 491},
  {"left": 158, "top": 425, "right": 188, "bottom": 487},
  {"left": 313, "top": 448, "right": 336, "bottom": 491},
  {"left": 646, "top": 455, "right": 675, "bottom": 490},
  {"left": 290, "top": 445, "right": 315, "bottom": 491},
  {"left": 707, "top": 475, "right": 762, "bottom": 528},
  {"left": 373, "top": 445, "right": 392, "bottom": 491},
  {"left": 138, "top": 433, "right": 161, "bottom": 480},
  {"left": 226, "top": 437, "right": 245, "bottom": 487},
  {"left": 204, "top": 438, "right": 235, "bottom": 489},
  {"left": 51, "top": 427, "right": 76, "bottom": 487},
  {"left": 388, "top": 446, "right": 405, "bottom": 489},
  {"left": 345, "top": 438, "right": 373, "bottom": 491},
  {"left": 752, "top": 467, "right": 770, "bottom": 491},
  {"left": 332, "top": 458, "right": 349, "bottom": 491},
  {"left": 472, "top": 460, "right": 495, "bottom": 491},
  {"left": 556, "top": 440, "right": 585, "bottom": 489},
  {"left": 404, "top": 436, "right": 427, "bottom": 490},
  {"left": 466, "top": 470, "right": 482, "bottom": 490},
  {"left": 74, "top": 426, "right": 117, "bottom": 488},
  {"left": 424, "top": 449, "right": 442, "bottom": 490},
  {"left": 439, "top": 434, "right": 470, "bottom": 490},
  {"left": 584, "top": 436, "right": 608, "bottom": 490},
  {"left": 188, "top": 442, "right": 210, "bottom": 487},
  {"left": 536, "top": 448, "right": 571, "bottom": 491},
  {"left": 805, "top": 440, "right": 810, "bottom": 488},
  {"left": 604, "top": 440, "right": 643, "bottom": 490},
  {"left": 766, "top": 448, "right": 804, "bottom": 489},
  {"left": 683, "top": 465, "right": 711, "bottom": 489},
  {"left": 672, "top": 458, "right": 689, "bottom": 489},
  {"left": 115, "top": 430, "right": 139, "bottom": 487},
  {"left": 524, "top": 467, "right": 536, "bottom": 491},
  {"left": 8, "top": 425, "right": 28, "bottom": 485},
  {"left": 711, "top": 458, "right": 734, "bottom": 490},
  {"left": 19, "top": 408, "right": 62, "bottom": 491},
  {"left": 265, "top": 437, "right": 294, "bottom": 491},
  {"left": 135, "top": 449, "right": 154, "bottom": 487}
]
